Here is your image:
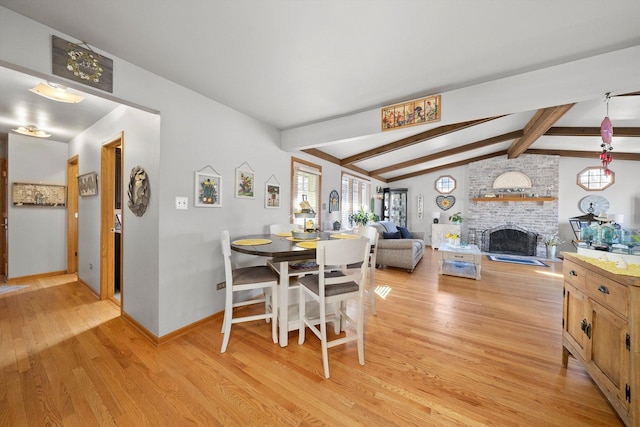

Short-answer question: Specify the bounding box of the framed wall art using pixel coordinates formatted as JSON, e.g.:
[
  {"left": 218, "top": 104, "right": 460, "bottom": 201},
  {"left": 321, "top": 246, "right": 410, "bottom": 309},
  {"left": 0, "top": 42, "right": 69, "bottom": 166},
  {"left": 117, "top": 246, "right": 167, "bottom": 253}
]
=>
[
  {"left": 381, "top": 94, "right": 441, "bottom": 131},
  {"left": 12, "top": 182, "right": 66, "bottom": 207},
  {"left": 329, "top": 190, "right": 340, "bottom": 213},
  {"left": 195, "top": 170, "right": 222, "bottom": 207},
  {"left": 235, "top": 162, "right": 255, "bottom": 199},
  {"left": 78, "top": 171, "right": 98, "bottom": 196},
  {"left": 265, "top": 183, "right": 280, "bottom": 208}
]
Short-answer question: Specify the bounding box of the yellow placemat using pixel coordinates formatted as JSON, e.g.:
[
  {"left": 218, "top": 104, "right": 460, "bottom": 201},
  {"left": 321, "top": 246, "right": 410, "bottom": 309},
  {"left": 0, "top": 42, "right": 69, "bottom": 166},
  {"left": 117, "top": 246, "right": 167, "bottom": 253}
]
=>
[
  {"left": 296, "top": 241, "right": 318, "bottom": 249},
  {"left": 331, "top": 233, "right": 359, "bottom": 239},
  {"left": 232, "top": 239, "right": 272, "bottom": 246},
  {"left": 574, "top": 254, "right": 640, "bottom": 277},
  {"left": 274, "top": 232, "right": 292, "bottom": 237},
  {"left": 286, "top": 236, "right": 320, "bottom": 242}
]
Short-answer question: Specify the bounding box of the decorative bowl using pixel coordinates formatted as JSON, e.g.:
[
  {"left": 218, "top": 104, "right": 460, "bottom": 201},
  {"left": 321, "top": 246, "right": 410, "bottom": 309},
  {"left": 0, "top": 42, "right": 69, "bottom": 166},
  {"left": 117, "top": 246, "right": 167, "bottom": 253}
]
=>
[{"left": 292, "top": 231, "right": 317, "bottom": 240}]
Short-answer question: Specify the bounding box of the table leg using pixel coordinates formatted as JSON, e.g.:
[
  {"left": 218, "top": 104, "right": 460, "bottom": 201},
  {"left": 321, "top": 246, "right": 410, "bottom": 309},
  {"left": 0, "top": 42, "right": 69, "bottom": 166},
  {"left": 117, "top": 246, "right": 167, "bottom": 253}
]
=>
[{"left": 279, "top": 261, "right": 289, "bottom": 347}]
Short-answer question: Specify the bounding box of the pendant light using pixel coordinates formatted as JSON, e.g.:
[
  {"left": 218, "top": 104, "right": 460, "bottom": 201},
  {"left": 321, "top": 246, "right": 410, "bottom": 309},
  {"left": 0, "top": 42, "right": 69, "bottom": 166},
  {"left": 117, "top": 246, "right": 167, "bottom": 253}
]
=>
[{"left": 599, "top": 93, "right": 613, "bottom": 176}]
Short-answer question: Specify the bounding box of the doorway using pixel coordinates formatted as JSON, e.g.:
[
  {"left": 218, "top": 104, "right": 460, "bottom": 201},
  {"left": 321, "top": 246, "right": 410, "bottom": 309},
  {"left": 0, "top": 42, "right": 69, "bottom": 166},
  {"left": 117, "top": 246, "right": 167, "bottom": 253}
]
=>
[
  {"left": 0, "top": 158, "right": 7, "bottom": 281},
  {"left": 100, "top": 133, "right": 124, "bottom": 306},
  {"left": 66, "top": 156, "right": 79, "bottom": 274}
]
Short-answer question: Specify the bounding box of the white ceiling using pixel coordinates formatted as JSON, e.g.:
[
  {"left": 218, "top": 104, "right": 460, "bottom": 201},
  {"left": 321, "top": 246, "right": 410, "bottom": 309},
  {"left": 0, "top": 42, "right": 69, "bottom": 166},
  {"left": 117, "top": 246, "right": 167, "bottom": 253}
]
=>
[{"left": 1, "top": 0, "right": 639, "bottom": 178}]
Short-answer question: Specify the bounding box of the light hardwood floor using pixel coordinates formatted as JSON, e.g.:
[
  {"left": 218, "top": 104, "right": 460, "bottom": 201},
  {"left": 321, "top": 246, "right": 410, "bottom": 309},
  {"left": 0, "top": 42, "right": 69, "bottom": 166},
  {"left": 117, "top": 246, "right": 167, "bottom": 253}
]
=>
[{"left": 0, "top": 251, "right": 623, "bottom": 426}]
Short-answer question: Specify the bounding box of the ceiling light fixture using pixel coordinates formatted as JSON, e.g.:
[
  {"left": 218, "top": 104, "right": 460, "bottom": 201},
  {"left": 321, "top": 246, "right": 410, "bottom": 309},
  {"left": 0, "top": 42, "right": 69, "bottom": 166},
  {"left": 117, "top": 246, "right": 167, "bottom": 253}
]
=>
[
  {"left": 29, "top": 82, "right": 85, "bottom": 103},
  {"left": 12, "top": 124, "right": 51, "bottom": 138},
  {"left": 599, "top": 92, "right": 614, "bottom": 175}
]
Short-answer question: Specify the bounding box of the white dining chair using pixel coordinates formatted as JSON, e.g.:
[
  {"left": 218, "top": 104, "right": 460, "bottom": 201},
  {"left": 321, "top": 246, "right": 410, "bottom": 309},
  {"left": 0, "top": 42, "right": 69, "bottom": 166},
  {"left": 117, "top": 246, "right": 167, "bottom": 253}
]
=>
[
  {"left": 298, "top": 237, "right": 370, "bottom": 378},
  {"left": 220, "top": 230, "right": 278, "bottom": 353},
  {"left": 357, "top": 225, "right": 379, "bottom": 315}
]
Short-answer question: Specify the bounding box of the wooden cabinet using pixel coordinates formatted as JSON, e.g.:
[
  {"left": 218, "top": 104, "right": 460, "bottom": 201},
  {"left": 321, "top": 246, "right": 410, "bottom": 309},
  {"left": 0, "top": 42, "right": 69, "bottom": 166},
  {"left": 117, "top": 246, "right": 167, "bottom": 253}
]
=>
[
  {"left": 431, "top": 224, "right": 461, "bottom": 250},
  {"left": 381, "top": 188, "right": 407, "bottom": 227},
  {"left": 562, "top": 253, "right": 639, "bottom": 426}
]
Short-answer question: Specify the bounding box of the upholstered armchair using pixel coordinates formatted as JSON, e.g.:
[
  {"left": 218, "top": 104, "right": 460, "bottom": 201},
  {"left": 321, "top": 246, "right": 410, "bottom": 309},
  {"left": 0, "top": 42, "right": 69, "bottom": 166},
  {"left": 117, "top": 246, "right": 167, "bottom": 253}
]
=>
[{"left": 369, "top": 221, "right": 425, "bottom": 272}]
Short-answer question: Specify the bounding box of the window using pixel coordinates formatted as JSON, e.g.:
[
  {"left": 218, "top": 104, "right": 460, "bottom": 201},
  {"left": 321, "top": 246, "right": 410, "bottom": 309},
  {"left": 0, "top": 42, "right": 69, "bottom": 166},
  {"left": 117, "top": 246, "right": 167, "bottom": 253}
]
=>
[
  {"left": 291, "top": 158, "right": 321, "bottom": 229},
  {"left": 577, "top": 167, "right": 615, "bottom": 191},
  {"left": 341, "top": 172, "right": 371, "bottom": 228},
  {"left": 435, "top": 175, "right": 456, "bottom": 194}
]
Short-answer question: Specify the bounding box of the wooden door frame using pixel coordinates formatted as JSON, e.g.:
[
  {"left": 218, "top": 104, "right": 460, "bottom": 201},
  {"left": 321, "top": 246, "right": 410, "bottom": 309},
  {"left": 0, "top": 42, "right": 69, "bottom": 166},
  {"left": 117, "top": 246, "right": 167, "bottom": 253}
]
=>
[
  {"left": 66, "top": 156, "right": 79, "bottom": 274},
  {"left": 100, "top": 133, "right": 124, "bottom": 305},
  {"left": 0, "top": 158, "right": 7, "bottom": 279}
]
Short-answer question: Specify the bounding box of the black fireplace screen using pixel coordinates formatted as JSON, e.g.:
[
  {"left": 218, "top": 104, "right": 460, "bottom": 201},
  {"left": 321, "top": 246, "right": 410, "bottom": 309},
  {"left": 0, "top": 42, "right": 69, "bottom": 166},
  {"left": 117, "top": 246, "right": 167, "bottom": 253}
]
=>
[{"left": 481, "top": 224, "right": 538, "bottom": 256}]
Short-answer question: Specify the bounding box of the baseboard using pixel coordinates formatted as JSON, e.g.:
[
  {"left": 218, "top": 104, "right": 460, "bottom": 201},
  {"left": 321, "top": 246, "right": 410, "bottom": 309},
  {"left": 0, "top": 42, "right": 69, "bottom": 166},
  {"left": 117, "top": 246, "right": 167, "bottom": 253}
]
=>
[
  {"left": 121, "top": 310, "right": 223, "bottom": 347},
  {"left": 7, "top": 270, "right": 68, "bottom": 283}
]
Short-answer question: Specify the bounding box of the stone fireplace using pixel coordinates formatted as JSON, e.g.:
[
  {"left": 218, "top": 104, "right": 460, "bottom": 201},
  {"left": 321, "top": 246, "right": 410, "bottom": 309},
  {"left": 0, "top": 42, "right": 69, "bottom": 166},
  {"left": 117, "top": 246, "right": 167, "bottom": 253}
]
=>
[
  {"left": 481, "top": 224, "right": 538, "bottom": 256},
  {"left": 467, "top": 154, "right": 559, "bottom": 257}
]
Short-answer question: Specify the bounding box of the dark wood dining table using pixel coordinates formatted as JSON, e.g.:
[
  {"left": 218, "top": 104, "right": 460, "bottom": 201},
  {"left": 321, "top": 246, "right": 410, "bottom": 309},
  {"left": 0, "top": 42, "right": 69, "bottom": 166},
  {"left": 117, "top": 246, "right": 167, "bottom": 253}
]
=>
[{"left": 230, "top": 232, "right": 333, "bottom": 346}]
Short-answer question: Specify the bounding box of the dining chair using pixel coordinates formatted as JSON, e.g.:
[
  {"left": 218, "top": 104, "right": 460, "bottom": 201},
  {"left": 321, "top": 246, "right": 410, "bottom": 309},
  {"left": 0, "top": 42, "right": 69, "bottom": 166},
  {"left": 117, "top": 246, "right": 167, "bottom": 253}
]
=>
[
  {"left": 298, "top": 237, "right": 370, "bottom": 378},
  {"left": 220, "top": 230, "right": 278, "bottom": 353},
  {"left": 357, "top": 225, "right": 379, "bottom": 315}
]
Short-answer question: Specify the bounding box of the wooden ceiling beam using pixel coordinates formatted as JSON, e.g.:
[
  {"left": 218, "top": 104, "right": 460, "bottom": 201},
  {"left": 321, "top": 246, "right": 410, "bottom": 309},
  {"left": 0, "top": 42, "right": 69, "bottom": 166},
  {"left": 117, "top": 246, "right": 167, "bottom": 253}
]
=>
[
  {"left": 370, "top": 130, "right": 522, "bottom": 176},
  {"left": 507, "top": 104, "right": 574, "bottom": 159},
  {"left": 544, "top": 127, "right": 640, "bottom": 137},
  {"left": 525, "top": 149, "right": 640, "bottom": 161},
  {"left": 386, "top": 151, "right": 508, "bottom": 182},
  {"left": 302, "top": 148, "right": 384, "bottom": 181},
  {"left": 341, "top": 116, "right": 504, "bottom": 165}
]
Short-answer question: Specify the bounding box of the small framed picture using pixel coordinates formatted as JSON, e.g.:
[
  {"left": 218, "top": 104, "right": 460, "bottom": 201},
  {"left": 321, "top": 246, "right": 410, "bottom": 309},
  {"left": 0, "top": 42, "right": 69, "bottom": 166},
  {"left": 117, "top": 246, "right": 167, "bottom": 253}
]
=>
[
  {"left": 78, "top": 172, "right": 98, "bottom": 197},
  {"left": 235, "top": 167, "right": 255, "bottom": 199},
  {"left": 195, "top": 171, "right": 222, "bottom": 207},
  {"left": 265, "top": 183, "right": 280, "bottom": 208}
]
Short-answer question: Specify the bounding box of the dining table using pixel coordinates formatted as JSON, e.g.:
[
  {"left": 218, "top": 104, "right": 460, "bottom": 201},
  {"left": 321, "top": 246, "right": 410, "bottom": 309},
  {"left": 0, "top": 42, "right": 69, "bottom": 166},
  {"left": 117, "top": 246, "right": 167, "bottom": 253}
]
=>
[{"left": 230, "top": 231, "right": 361, "bottom": 346}]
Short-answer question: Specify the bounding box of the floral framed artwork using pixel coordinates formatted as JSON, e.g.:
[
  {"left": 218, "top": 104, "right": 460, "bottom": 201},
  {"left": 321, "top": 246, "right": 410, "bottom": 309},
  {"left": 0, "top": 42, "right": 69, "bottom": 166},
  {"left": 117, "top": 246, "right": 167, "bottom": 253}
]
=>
[
  {"left": 381, "top": 94, "right": 441, "bottom": 131},
  {"left": 235, "top": 166, "right": 255, "bottom": 199},
  {"left": 265, "top": 183, "right": 280, "bottom": 208},
  {"left": 195, "top": 171, "right": 222, "bottom": 207}
]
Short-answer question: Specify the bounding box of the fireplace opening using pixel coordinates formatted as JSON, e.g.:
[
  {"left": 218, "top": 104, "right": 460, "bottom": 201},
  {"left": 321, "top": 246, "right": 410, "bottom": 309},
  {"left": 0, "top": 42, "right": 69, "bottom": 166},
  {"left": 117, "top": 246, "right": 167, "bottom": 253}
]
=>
[{"left": 481, "top": 224, "right": 538, "bottom": 256}]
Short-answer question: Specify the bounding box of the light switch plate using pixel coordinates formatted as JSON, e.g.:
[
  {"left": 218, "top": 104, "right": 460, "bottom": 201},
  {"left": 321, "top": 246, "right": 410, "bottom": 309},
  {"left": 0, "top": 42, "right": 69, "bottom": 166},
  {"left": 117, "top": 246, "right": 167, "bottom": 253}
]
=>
[{"left": 175, "top": 196, "right": 188, "bottom": 210}]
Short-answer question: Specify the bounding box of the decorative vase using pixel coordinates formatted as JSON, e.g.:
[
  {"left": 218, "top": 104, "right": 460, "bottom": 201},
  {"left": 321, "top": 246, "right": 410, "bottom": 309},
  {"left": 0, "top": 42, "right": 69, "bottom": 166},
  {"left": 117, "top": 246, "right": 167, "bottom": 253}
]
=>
[{"left": 546, "top": 245, "right": 557, "bottom": 259}]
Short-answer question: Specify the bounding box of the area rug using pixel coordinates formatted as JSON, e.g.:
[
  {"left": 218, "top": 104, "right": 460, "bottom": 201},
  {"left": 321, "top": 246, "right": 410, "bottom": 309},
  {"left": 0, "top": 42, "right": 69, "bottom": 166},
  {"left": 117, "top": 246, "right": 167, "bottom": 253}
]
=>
[
  {"left": 0, "top": 285, "right": 29, "bottom": 295},
  {"left": 487, "top": 255, "right": 548, "bottom": 267}
]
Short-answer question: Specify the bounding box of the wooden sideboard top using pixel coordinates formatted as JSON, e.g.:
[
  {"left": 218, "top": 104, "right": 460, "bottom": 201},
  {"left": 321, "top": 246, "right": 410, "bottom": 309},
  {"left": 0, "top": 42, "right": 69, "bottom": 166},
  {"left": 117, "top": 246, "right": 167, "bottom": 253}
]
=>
[{"left": 563, "top": 252, "right": 640, "bottom": 288}]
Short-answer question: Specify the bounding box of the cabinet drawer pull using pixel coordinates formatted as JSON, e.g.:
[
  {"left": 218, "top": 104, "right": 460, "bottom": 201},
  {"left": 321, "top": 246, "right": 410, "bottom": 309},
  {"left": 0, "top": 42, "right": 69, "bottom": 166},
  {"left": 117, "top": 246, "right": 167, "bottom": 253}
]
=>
[
  {"left": 569, "top": 270, "right": 578, "bottom": 276},
  {"left": 597, "top": 285, "right": 610, "bottom": 294}
]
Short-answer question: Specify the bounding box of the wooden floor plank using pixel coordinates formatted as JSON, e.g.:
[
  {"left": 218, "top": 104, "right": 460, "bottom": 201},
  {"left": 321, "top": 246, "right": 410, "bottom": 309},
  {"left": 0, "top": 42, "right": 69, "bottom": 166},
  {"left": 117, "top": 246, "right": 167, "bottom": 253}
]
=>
[{"left": 0, "top": 253, "right": 624, "bottom": 426}]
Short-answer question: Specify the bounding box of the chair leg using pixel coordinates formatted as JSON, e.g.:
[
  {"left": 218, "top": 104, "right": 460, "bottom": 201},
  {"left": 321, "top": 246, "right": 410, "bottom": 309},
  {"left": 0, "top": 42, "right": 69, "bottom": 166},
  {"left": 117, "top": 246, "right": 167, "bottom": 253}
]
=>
[
  {"left": 357, "top": 297, "right": 365, "bottom": 365},
  {"left": 298, "top": 287, "right": 306, "bottom": 345},
  {"left": 369, "top": 263, "right": 377, "bottom": 315},
  {"left": 270, "top": 283, "right": 278, "bottom": 344},
  {"left": 221, "top": 302, "right": 233, "bottom": 353},
  {"left": 320, "top": 302, "right": 330, "bottom": 379}
]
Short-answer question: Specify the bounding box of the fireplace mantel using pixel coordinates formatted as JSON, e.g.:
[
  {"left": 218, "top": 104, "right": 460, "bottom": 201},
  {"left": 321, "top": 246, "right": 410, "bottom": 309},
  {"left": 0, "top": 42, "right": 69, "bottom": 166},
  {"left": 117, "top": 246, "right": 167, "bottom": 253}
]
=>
[{"left": 472, "top": 197, "right": 556, "bottom": 202}]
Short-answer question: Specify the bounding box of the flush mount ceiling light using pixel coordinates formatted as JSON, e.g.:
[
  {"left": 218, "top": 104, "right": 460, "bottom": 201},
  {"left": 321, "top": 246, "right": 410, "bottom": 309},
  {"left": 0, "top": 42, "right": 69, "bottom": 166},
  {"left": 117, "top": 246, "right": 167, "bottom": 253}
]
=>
[
  {"left": 29, "top": 82, "right": 85, "bottom": 103},
  {"left": 12, "top": 124, "right": 51, "bottom": 138}
]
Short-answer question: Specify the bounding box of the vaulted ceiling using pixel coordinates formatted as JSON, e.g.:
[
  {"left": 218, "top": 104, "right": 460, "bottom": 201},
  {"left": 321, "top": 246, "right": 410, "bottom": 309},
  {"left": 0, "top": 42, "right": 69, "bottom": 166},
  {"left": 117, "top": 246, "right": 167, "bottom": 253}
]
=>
[{"left": 1, "top": 0, "right": 639, "bottom": 180}]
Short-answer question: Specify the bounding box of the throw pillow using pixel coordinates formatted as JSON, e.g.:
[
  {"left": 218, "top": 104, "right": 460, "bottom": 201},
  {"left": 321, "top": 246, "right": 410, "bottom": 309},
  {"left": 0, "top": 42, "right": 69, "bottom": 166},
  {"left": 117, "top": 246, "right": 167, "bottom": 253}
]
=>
[
  {"left": 379, "top": 220, "right": 398, "bottom": 233},
  {"left": 397, "top": 226, "right": 412, "bottom": 239},
  {"left": 383, "top": 231, "right": 401, "bottom": 239}
]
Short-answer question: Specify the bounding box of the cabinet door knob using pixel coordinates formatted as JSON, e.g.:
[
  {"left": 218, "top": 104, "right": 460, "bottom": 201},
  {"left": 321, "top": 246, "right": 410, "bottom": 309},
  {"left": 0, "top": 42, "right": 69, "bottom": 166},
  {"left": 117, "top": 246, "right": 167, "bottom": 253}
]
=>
[
  {"left": 597, "top": 285, "right": 610, "bottom": 294},
  {"left": 569, "top": 270, "right": 578, "bottom": 276}
]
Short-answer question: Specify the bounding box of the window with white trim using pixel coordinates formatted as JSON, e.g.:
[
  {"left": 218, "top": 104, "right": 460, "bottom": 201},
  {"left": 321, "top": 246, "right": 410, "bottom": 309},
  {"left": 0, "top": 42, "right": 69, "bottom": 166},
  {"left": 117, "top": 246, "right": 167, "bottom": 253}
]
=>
[
  {"left": 291, "top": 158, "right": 322, "bottom": 229},
  {"left": 341, "top": 172, "right": 371, "bottom": 228}
]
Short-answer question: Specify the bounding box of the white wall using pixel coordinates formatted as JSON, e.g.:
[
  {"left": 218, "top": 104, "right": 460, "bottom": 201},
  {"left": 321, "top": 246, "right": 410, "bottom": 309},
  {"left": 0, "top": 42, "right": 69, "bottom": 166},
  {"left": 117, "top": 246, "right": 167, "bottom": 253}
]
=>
[{"left": 7, "top": 134, "right": 68, "bottom": 278}]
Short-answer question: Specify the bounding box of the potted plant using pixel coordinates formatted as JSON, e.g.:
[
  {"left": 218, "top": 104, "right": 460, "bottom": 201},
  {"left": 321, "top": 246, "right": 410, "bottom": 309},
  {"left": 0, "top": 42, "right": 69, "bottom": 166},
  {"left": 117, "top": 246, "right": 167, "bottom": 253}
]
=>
[
  {"left": 544, "top": 233, "right": 562, "bottom": 259},
  {"left": 348, "top": 206, "right": 379, "bottom": 228},
  {"left": 449, "top": 212, "right": 463, "bottom": 224}
]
